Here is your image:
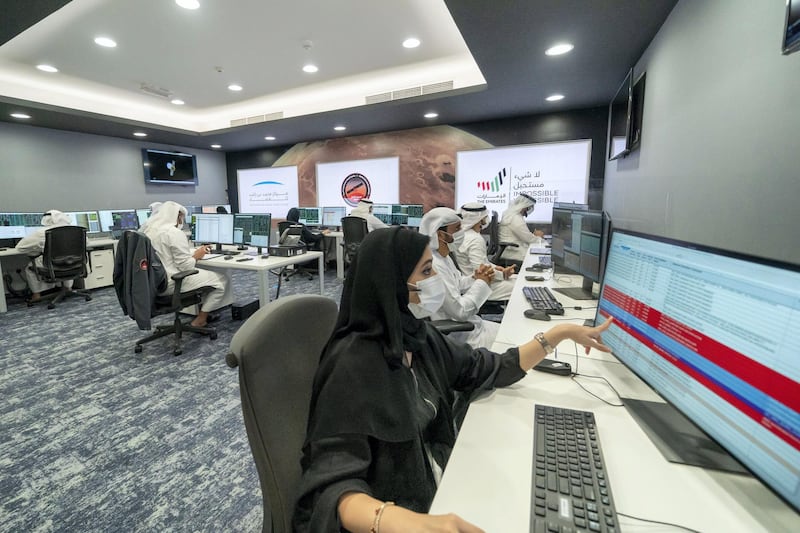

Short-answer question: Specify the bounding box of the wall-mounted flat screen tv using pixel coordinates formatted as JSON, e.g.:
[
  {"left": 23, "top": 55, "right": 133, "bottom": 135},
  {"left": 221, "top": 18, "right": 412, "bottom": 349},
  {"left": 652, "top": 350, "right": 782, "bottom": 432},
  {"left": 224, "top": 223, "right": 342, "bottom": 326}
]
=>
[
  {"left": 607, "top": 68, "right": 633, "bottom": 161},
  {"left": 784, "top": 0, "right": 800, "bottom": 55},
  {"left": 142, "top": 149, "right": 198, "bottom": 185}
]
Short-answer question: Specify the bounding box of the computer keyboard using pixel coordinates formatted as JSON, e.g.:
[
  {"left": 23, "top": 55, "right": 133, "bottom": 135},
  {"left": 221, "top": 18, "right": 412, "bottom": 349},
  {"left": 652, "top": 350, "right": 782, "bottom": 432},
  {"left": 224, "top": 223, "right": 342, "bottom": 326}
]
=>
[
  {"left": 531, "top": 404, "right": 619, "bottom": 533},
  {"left": 522, "top": 286, "right": 564, "bottom": 315},
  {"left": 538, "top": 255, "right": 552, "bottom": 267}
]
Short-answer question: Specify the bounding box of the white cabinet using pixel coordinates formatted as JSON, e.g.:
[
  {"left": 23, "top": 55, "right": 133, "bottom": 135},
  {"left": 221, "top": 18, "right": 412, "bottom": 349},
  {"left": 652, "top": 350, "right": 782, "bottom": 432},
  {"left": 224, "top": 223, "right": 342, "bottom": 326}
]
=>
[{"left": 84, "top": 248, "right": 114, "bottom": 289}]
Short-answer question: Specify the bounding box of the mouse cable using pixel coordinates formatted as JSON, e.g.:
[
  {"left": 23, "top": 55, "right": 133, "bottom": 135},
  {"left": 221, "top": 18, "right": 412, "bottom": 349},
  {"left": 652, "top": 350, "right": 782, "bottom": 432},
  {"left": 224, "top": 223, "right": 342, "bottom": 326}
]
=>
[
  {"left": 570, "top": 341, "right": 624, "bottom": 407},
  {"left": 616, "top": 511, "right": 703, "bottom": 533},
  {"left": 568, "top": 305, "right": 596, "bottom": 310}
]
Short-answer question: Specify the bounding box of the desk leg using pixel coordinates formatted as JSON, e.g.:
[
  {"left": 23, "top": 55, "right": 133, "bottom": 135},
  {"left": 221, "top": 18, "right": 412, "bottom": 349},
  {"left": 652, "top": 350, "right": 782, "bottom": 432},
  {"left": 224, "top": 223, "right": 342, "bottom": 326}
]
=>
[
  {"left": 335, "top": 235, "right": 344, "bottom": 280},
  {"left": 258, "top": 270, "right": 270, "bottom": 307},
  {"left": 318, "top": 255, "right": 325, "bottom": 295},
  {"left": 0, "top": 260, "right": 7, "bottom": 313}
]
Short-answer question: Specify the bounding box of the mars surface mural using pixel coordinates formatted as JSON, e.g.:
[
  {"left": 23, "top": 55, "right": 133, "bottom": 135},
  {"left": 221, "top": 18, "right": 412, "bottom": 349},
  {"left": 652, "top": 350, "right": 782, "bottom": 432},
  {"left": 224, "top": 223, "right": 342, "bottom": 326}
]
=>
[{"left": 273, "top": 125, "right": 492, "bottom": 211}]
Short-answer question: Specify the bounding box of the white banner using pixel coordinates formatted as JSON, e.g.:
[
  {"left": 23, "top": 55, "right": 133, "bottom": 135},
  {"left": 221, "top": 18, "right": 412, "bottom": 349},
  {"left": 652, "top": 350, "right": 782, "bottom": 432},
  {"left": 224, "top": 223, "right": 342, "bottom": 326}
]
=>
[
  {"left": 455, "top": 140, "right": 591, "bottom": 224},
  {"left": 316, "top": 157, "right": 399, "bottom": 209},
  {"left": 237, "top": 166, "right": 299, "bottom": 218}
]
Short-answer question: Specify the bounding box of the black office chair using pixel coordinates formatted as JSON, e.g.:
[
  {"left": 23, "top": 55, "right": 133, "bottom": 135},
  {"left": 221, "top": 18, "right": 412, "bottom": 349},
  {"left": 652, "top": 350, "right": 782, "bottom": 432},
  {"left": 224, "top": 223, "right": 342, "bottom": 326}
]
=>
[
  {"left": 113, "top": 230, "right": 217, "bottom": 356},
  {"left": 226, "top": 294, "right": 339, "bottom": 533},
  {"left": 487, "top": 210, "right": 519, "bottom": 267},
  {"left": 340, "top": 216, "right": 368, "bottom": 272},
  {"left": 26, "top": 225, "right": 92, "bottom": 309},
  {"left": 277, "top": 221, "right": 314, "bottom": 282}
]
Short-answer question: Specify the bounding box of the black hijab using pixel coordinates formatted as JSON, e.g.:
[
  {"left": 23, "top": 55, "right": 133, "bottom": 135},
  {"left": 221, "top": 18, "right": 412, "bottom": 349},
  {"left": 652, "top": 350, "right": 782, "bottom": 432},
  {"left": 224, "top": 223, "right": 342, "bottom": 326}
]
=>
[
  {"left": 286, "top": 207, "right": 300, "bottom": 223},
  {"left": 307, "top": 227, "right": 432, "bottom": 442}
]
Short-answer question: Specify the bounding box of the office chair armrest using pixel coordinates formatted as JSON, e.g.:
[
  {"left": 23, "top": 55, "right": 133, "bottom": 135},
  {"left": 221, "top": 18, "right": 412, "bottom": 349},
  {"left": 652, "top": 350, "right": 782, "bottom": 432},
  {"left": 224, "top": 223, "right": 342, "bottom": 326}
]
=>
[
  {"left": 171, "top": 269, "right": 199, "bottom": 282},
  {"left": 429, "top": 320, "right": 475, "bottom": 334},
  {"left": 499, "top": 241, "right": 518, "bottom": 248}
]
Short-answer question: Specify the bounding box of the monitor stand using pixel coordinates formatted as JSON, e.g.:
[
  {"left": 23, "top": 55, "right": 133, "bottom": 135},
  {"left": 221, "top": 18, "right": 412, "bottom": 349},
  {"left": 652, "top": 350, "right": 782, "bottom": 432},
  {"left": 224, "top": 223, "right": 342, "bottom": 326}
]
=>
[
  {"left": 213, "top": 242, "right": 224, "bottom": 254},
  {"left": 553, "top": 277, "right": 596, "bottom": 300},
  {"left": 621, "top": 398, "right": 749, "bottom": 474}
]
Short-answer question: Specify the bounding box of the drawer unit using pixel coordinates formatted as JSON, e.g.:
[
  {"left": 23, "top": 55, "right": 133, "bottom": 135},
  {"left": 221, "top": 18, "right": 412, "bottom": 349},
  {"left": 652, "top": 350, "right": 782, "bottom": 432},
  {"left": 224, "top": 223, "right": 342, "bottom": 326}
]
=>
[{"left": 84, "top": 248, "right": 114, "bottom": 289}]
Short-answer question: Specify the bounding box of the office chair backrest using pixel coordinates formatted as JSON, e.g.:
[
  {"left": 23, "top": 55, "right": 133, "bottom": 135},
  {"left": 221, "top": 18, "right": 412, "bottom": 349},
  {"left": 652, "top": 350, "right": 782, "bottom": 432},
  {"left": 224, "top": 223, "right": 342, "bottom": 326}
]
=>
[
  {"left": 341, "top": 216, "right": 368, "bottom": 245},
  {"left": 486, "top": 210, "right": 500, "bottom": 258},
  {"left": 227, "top": 294, "right": 339, "bottom": 533},
  {"left": 41, "top": 225, "right": 88, "bottom": 280}
]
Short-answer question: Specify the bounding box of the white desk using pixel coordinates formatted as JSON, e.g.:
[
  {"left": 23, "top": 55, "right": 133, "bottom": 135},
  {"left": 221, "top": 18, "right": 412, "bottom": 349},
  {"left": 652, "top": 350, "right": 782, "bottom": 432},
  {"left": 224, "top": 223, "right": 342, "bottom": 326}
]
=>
[
  {"left": 199, "top": 250, "right": 324, "bottom": 307},
  {"left": 430, "top": 249, "right": 799, "bottom": 532},
  {"left": 0, "top": 238, "right": 116, "bottom": 313}
]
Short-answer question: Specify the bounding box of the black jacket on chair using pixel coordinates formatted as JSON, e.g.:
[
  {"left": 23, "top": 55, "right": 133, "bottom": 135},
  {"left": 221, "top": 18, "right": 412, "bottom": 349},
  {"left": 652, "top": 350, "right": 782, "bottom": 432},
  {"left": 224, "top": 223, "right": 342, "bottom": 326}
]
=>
[{"left": 113, "top": 230, "right": 167, "bottom": 330}]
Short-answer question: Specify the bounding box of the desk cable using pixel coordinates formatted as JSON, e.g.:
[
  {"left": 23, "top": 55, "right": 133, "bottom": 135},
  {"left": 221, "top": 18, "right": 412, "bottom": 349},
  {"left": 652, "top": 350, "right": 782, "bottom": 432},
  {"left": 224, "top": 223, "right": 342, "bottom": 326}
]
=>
[
  {"left": 616, "top": 511, "right": 703, "bottom": 533},
  {"left": 569, "top": 341, "right": 624, "bottom": 407}
]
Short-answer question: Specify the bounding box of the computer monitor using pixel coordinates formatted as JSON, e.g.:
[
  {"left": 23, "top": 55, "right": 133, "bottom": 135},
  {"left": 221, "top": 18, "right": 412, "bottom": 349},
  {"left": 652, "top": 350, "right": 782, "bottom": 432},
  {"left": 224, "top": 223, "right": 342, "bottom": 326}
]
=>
[
  {"left": 321, "top": 206, "right": 347, "bottom": 227},
  {"left": 191, "top": 213, "right": 234, "bottom": 252},
  {"left": 371, "top": 204, "right": 393, "bottom": 225},
  {"left": 596, "top": 229, "right": 800, "bottom": 511},
  {"left": 202, "top": 204, "right": 231, "bottom": 214},
  {"left": 99, "top": 210, "right": 139, "bottom": 232},
  {"left": 0, "top": 225, "right": 26, "bottom": 239},
  {"left": 233, "top": 213, "right": 271, "bottom": 249},
  {"left": 297, "top": 207, "right": 321, "bottom": 226},
  {"left": 64, "top": 211, "right": 101, "bottom": 233},
  {"left": 184, "top": 205, "right": 203, "bottom": 215},
  {"left": 0, "top": 212, "right": 43, "bottom": 227},
  {"left": 549, "top": 207, "right": 611, "bottom": 300},
  {"left": 136, "top": 208, "right": 151, "bottom": 226},
  {"left": 389, "top": 204, "right": 424, "bottom": 227}
]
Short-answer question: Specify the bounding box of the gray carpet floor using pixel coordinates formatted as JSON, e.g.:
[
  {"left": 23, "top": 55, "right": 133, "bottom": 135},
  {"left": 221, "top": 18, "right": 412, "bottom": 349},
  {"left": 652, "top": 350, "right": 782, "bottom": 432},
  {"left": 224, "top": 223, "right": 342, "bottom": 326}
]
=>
[{"left": 0, "top": 268, "right": 343, "bottom": 532}]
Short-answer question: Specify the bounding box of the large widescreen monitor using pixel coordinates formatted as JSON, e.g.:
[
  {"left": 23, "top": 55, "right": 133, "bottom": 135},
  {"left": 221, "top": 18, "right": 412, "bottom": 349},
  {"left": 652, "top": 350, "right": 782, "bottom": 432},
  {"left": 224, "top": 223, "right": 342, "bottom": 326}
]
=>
[
  {"left": 321, "top": 206, "right": 347, "bottom": 227},
  {"left": 233, "top": 213, "right": 271, "bottom": 248},
  {"left": 202, "top": 204, "right": 231, "bottom": 214},
  {"left": 596, "top": 229, "right": 800, "bottom": 511},
  {"left": 550, "top": 207, "right": 611, "bottom": 300},
  {"left": 192, "top": 213, "right": 234, "bottom": 249}
]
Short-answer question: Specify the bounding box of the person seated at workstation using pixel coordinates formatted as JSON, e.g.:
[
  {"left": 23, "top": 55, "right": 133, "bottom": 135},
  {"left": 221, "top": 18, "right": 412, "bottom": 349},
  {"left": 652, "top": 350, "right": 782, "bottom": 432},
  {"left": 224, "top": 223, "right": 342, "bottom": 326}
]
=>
[
  {"left": 349, "top": 198, "right": 389, "bottom": 232},
  {"left": 15, "top": 210, "right": 77, "bottom": 303},
  {"left": 216, "top": 205, "right": 229, "bottom": 214},
  {"left": 498, "top": 193, "right": 546, "bottom": 265},
  {"left": 142, "top": 201, "right": 233, "bottom": 328},
  {"left": 293, "top": 226, "right": 613, "bottom": 532},
  {"left": 419, "top": 207, "right": 498, "bottom": 350},
  {"left": 286, "top": 207, "right": 330, "bottom": 249},
  {"left": 137, "top": 201, "right": 162, "bottom": 232},
  {"left": 454, "top": 202, "right": 516, "bottom": 301}
]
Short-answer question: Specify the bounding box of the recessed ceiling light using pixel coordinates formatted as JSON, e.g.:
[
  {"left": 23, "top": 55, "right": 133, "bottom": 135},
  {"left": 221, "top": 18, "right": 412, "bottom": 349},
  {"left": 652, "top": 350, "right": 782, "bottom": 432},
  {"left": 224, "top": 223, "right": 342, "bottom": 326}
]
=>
[
  {"left": 36, "top": 64, "right": 58, "bottom": 73},
  {"left": 10, "top": 113, "right": 31, "bottom": 119},
  {"left": 133, "top": 132, "right": 147, "bottom": 137},
  {"left": 175, "top": 0, "right": 200, "bottom": 9},
  {"left": 334, "top": 126, "right": 346, "bottom": 131},
  {"left": 171, "top": 98, "right": 185, "bottom": 105},
  {"left": 545, "top": 43, "right": 574, "bottom": 56},
  {"left": 424, "top": 112, "right": 438, "bottom": 119},
  {"left": 403, "top": 37, "right": 421, "bottom": 49},
  {"left": 302, "top": 64, "right": 319, "bottom": 73},
  {"left": 210, "top": 144, "right": 222, "bottom": 149},
  {"left": 264, "top": 136, "right": 276, "bottom": 141},
  {"left": 546, "top": 94, "right": 565, "bottom": 102},
  {"left": 94, "top": 36, "right": 117, "bottom": 48},
  {"left": 228, "top": 84, "right": 243, "bottom": 91}
]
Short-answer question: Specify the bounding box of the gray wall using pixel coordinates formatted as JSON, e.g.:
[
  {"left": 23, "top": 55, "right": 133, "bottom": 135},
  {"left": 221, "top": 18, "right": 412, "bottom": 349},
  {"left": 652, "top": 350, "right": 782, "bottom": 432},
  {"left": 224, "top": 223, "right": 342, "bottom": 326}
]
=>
[
  {"left": 0, "top": 122, "right": 228, "bottom": 213},
  {"left": 604, "top": 0, "right": 800, "bottom": 264}
]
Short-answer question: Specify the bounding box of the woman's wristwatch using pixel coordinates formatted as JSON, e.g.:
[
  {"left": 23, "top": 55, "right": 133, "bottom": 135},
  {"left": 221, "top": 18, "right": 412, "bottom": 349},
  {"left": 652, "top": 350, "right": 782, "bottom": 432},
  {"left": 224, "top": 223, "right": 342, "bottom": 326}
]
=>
[{"left": 534, "top": 332, "right": 554, "bottom": 354}]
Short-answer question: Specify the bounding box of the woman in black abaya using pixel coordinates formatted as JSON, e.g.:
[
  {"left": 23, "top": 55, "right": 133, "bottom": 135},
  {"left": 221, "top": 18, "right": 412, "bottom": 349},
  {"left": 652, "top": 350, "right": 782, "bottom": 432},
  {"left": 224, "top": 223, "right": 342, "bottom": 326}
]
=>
[{"left": 293, "top": 226, "right": 611, "bottom": 533}]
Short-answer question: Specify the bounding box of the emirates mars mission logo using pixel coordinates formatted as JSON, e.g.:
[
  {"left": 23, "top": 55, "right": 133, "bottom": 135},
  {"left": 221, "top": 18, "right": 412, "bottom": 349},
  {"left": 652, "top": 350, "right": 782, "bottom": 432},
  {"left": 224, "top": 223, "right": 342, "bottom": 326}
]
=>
[{"left": 341, "top": 173, "right": 372, "bottom": 207}]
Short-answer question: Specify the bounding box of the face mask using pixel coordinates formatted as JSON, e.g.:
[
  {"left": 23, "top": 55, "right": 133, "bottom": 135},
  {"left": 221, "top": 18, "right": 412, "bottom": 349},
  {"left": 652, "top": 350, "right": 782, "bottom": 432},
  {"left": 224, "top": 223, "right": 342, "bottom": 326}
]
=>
[
  {"left": 447, "top": 229, "right": 465, "bottom": 253},
  {"left": 407, "top": 275, "right": 446, "bottom": 318}
]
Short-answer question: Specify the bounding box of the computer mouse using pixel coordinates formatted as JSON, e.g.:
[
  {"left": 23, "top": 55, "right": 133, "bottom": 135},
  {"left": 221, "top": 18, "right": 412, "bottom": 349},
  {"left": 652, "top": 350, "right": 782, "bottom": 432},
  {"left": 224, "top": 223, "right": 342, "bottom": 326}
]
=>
[
  {"left": 525, "top": 275, "right": 546, "bottom": 282},
  {"left": 223, "top": 255, "right": 234, "bottom": 260},
  {"left": 524, "top": 309, "right": 551, "bottom": 321}
]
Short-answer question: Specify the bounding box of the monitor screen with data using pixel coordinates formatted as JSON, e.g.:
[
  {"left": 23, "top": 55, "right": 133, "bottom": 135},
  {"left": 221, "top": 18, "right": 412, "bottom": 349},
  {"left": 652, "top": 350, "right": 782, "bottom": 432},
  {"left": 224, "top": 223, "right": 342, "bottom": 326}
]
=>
[
  {"left": 233, "top": 213, "right": 271, "bottom": 248},
  {"left": 65, "top": 211, "right": 101, "bottom": 233},
  {"left": 192, "top": 214, "right": 234, "bottom": 245},
  {"left": 597, "top": 229, "right": 800, "bottom": 510},
  {"left": 297, "top": 207, "right": 321, "bottom": 226},
  {"left": 321, "top": 206, "right": 347, "bottom": 227},
  {"left": 99, "top": 210, "right": 139, "bottom": 232}
]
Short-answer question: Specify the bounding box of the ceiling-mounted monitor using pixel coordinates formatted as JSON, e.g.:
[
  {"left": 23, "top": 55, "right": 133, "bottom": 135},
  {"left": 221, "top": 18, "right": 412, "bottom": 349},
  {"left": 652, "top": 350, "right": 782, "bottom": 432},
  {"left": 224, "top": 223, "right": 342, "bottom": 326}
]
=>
[{"left": 142, "top": 149, "right": 198, "bottom": 186}]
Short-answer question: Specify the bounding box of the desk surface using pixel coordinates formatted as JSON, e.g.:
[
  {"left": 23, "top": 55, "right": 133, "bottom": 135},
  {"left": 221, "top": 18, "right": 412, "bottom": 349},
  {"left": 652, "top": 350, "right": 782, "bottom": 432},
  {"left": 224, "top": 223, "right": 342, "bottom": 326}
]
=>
[{"left": 430, "top": 249, "right": 799, "bottom": 532}]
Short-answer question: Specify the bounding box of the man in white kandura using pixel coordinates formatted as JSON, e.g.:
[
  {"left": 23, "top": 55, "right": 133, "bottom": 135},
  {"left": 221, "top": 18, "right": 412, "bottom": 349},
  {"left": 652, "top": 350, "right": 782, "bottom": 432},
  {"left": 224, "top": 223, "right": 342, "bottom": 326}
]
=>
[
  {"left": 498, "top": 193, "right": 545, "bottom": 265},
  {"left": 349, "top": 199, "right": 389, "bottom": 232},
  {"left": 15, "top": 210, "right": 77, "bottom": 303}
]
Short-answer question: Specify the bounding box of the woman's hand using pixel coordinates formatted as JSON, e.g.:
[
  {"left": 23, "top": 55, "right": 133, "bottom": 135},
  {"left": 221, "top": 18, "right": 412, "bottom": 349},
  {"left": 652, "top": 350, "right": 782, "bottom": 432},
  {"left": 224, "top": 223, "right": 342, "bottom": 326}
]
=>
[{"left": 551, "top": 317, "right": 614, "bottom": 354}]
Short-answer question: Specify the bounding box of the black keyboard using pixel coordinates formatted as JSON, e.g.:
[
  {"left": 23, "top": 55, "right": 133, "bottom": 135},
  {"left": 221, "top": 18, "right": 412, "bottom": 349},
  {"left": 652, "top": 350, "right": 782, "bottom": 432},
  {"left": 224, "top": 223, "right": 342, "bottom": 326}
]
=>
[
  {"left": 538, "top": 255, "right": 552, "bottom": 267},
  {"left": 531, "top": 405, "right": 619, "bottom": 533},
  {"left": 522, "top": 286, "right": 564, "bottom": 315}
]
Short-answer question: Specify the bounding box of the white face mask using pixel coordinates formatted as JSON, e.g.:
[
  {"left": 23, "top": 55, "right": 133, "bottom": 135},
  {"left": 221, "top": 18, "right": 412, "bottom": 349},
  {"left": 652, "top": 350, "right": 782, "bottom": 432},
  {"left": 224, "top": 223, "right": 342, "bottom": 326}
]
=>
[
  {"left": 447, "top": 229, "right": 465, "bottom": 253},
  {"left": 407, "top": 274, "right": 446, "bottom": 318}
]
